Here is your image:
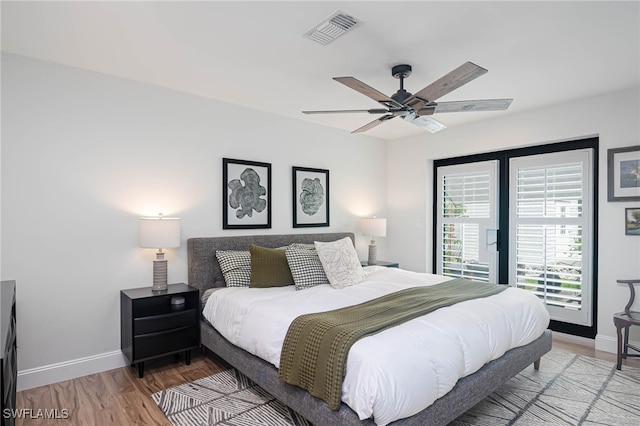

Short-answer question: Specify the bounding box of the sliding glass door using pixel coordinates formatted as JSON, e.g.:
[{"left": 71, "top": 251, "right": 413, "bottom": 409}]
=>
[{"left": 434, "top": 139, "right": 597, "bottom": 336}]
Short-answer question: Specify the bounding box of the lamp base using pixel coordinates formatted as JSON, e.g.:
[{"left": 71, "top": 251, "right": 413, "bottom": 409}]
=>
[
  {"left": 367, "top": 240, "right": 378, "bottom": 265},
  {"left": 152, "top": 251, "right": 168, "bottom": 292}
]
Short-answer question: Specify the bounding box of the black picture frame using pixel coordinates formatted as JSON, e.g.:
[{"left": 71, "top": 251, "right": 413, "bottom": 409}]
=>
[
  {"left": 625, "top": 207, "right": 640, "bottom": 236},
  {"left": 223, "top": 158, "right": 271, "bottom": 229},
  {"left": 292, "top": 166, "right": 329, "bottom": 228},
  {"left": 607, "top": 145, "right": 640, "bottom": 201}
]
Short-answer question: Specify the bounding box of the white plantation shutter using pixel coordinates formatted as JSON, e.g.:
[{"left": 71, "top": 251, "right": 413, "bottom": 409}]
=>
[
  {"left": 441, "top": 223, "right": 491, "bottom": 281},
  {"left": 443, "top": 173, "right": 491, "bottom": 218},
  {"left": 515, "top": 163, "right": 584, "bottom": 218},
  {"left": 437, "top": 161, "right": 498, "bottom": 283},
  {"left": 509, "top": 149, "right": 593, "bottom": 326}
]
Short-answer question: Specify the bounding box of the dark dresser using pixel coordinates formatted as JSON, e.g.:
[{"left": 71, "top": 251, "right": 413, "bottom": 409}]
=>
[{"left": 1, "top": 281, "right": 17, "bottom": 426}]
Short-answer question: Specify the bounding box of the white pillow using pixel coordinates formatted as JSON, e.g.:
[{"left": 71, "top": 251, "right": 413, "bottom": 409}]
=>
[{"left": 314, "top": 237, "right": 365, "bottom": 289}]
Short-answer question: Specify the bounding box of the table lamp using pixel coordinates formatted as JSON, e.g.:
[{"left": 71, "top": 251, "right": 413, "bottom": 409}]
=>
[
  {"left": 139, "top": 213, "right": 181, "bottom": 291},
  {"left": 361, "top": 217, "right": 387, "bottom": 265}
]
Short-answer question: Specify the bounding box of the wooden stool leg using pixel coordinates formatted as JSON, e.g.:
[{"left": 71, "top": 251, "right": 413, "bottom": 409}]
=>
[{"left": 616, "top": 324, "right": 623, "bottom": 370}]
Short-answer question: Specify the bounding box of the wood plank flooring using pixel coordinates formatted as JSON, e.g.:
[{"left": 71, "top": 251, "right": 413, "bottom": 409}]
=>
[
  {"left": 14, "top": 340, "right": 640, "bottom": 425},
  {"left": 15, "top": 352, "right": 228, "bottom": 425}
]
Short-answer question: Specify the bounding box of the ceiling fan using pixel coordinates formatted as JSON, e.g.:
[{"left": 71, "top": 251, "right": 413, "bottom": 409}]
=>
[{"left": 303, "top": 62, "right": 512, "bottom": 134}]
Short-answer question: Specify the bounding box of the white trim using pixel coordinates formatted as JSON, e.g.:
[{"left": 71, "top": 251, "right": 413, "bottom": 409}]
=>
[
  {"left": 552, "top": 331, "right": 594, "bottom": 348},
  {"left": 555, "top": 332, "right": 640, "bottom": 357},
  {"left": 548, "top": 331, "right": 640, "bottom": 358},
  {"left": 594, "top": 333, "right": 640, "bottom": 355},
  {"left": 595, "top": 334, "right": 617, "bottom": 354},
  {"left": 17, "top": 350, "right": 128, "bottom": 391}
]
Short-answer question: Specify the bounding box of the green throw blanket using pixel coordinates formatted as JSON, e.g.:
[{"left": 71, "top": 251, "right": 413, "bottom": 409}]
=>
[{"left": 278, "top": 278, "right": 506, "bottom": 410}]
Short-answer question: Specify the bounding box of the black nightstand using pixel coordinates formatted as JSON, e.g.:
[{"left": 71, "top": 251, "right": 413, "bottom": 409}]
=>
[
  {"left": 120, "top": 283, "right": 200, "bottom": 378},
  {"left": 361, "top": 260, "right": 399, "bottom": 268}
]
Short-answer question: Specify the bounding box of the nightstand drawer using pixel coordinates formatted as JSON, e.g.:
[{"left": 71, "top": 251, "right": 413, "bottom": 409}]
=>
[
  {"left": 134, "top": 325, "right": 198, "bottom": 360},
  {"left": 134, "top": 309, "right": 196, "bottom": 335}
]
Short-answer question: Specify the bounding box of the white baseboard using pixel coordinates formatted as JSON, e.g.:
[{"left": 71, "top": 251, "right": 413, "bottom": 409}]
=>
[
  {"left": 552, "top": 331, "right": 640, "bottom": 356},
  {"left": 17, "top": 350, "right": 128, "bottom": 391},
  {"left": 595, "top": 334, "right": 618, "bottom": 354},
  {"left": 552, "top": 331, "right": 595, "bottom": 347},
  {"left": 595, "top": 333, "right": 640, "bottom": 355}
]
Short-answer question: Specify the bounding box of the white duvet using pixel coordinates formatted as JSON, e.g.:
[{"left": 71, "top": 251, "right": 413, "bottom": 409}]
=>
[{"left": 202, "top": 267, "right": 550, "bottom": 425}]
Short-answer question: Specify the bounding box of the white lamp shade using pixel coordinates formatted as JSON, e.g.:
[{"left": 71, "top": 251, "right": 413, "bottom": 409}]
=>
[
  {"left": 361, "top": 218, "right": 387, "bottom": 237},
  {"left": 138, "top": 217, "right": 181, "bottom": 248}
]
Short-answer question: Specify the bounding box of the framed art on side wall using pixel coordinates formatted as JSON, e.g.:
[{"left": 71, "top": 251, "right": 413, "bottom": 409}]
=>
[
  {"left": 223, "top": 158, "right": 271, "bottom": 229},
  {"left": 608, "top": 145, "right": 640, "bottom": 201},
  {"left": 625, "top": 208, "right": 640, "bottom": 236},
  {"left": 293, "top": 166, "right": 329, "bottom": 228}
]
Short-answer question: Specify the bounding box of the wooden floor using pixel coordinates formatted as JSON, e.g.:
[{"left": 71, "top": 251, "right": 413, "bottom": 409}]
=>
[
  {"left": 15, "top": 352, "right": 229, "bottom": 425},
  {"left": 15, "top": 340, "right": 640, "bottom": 425}
]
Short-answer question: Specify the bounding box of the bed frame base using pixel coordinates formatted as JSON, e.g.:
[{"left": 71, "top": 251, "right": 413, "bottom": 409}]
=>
[{"left": 202, "top": 322, "right": 551, "bottom": 426}]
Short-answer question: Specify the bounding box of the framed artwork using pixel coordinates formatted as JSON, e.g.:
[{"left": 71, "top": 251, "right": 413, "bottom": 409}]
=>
[
  {"left": 608, "top": 145, "right": 640, "bottom": 201},
  {"left": 625, "top": 207, "right": 640, "bottom": 236},
  {"left": 223, "top": 158, "right": 271, "bottom": 229},
  {"left": 292, "top": 166, "right": 329, "bottom": 228}
]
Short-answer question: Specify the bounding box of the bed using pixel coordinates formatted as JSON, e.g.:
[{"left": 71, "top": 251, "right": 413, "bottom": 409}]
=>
[{"left": 188, "top": 232, "right": 552, "bottom": 426}]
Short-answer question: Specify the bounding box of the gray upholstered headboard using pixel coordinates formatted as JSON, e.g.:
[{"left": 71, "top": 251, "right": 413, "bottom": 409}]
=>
[{"left": 187, "top": 232, "right": 355, "bottom": 293}]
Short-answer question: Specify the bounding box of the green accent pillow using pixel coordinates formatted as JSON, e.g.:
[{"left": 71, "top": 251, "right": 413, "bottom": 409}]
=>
[{"left": 249, "top": 244, "right": 294, "bottom": 288}]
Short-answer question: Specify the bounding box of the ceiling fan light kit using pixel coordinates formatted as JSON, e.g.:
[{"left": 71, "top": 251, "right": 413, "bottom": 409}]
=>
[
  {"left": 403, "top": 113, "right": 447, "bottom": 133},
  {"left": 303, "top": 62, "right": 513, "bottom": 134}
]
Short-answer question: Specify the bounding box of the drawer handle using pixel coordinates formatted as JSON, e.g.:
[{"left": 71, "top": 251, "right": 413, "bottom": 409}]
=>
[
  {"left": 137, "top": 309, "right": 195, "bottom": 321},
  {"left": 136, "top": 324, "right": 194, "bottom": 338}
]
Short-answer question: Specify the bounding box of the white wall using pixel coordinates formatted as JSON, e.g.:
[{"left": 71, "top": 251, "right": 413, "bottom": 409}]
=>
[
  {"left": 1, "top": 53, "right": 389, "bottom": 389},
  {"left": 3, "top": 50, "right": 638, "bottom": 390},
  {"left": 386, "top": 86, "right": 640, "bottom": 353}
]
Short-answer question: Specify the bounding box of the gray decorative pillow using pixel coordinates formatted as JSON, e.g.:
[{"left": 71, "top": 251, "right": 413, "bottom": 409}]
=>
[
  {"left": 314, "top": 237, "right": 365, "bottom": 289},
  {"left": 215, "top": 250, "right": 251, "bottom": 287},
  {"left": 285, "top": 243, "right": 330, "bottom": 290}
]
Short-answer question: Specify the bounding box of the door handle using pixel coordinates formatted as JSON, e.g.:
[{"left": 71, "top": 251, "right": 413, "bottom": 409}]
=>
[{"left": 486, "top": 229, "right": 498, "bottom": 252}]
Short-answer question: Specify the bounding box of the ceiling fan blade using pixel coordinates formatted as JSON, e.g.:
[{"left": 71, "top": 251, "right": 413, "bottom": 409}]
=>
[
  {"left": 302, "top": 108, "right": 389, "bottom": 115},
  {"left": 432, "top": 99, "right": 513, "bottom": 113},
  {"left": 404, "top": 62, "right": 488, "bottom": 110},
  {"left": 352, "top": 114, "right": 396, "bottom": 133},
  {"left": 403, "top": 112, "right": 447, "bottom": 133},
  {"left": 334, "top": 77, "right": 404, "bottom": 108}
]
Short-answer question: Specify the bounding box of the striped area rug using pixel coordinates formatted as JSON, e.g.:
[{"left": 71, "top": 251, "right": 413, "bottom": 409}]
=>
[
  {"left": 152, "top": 349, "right": 640, "bottom": 425},
  {"left": 152, "top": 369, "right": 311, "bottom": 426}
]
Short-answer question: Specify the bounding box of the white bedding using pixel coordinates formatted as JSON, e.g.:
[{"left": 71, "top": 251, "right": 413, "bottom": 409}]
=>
[{"left": 202, "top": 267, "right": 550, "bottom": 425}]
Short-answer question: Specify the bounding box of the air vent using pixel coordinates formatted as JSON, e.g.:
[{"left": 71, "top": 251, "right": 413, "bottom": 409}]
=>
[{"left": 304, "top": 11, "right": 362, "bottom": 45}]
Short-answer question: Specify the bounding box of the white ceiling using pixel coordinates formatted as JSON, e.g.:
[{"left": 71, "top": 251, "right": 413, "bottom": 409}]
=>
[{"left": 2, "top": 1, "right": 639, "bottom": 140}]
